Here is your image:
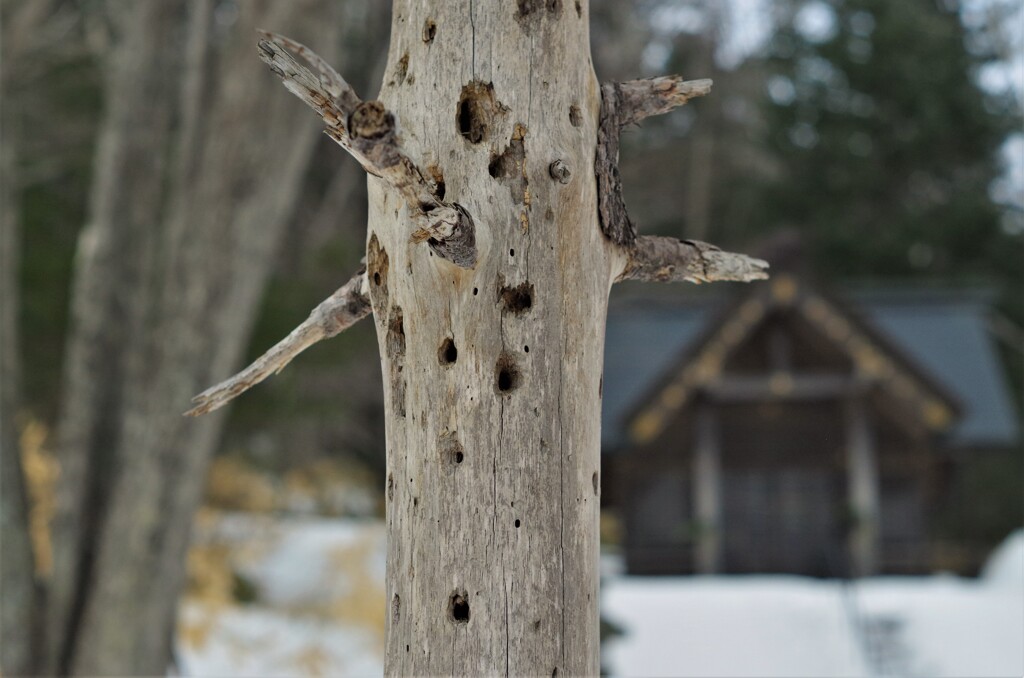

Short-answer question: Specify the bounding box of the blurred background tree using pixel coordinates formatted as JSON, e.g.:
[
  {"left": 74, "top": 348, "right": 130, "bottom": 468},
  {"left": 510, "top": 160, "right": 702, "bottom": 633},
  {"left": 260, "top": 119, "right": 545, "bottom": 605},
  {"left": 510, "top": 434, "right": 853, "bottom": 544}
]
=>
[{"left": 1, "top": 0, "right": 1020, "bottom": 675}]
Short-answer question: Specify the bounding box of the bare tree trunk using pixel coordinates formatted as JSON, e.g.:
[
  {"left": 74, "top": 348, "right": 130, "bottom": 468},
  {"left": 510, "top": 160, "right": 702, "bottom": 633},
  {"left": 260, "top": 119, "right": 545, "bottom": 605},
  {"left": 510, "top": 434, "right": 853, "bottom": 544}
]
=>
[
  {"left": 47, "top": 1, "right": 343, "bottom": 674},
  {"left": 373, "top": 3, "right": 611, "bottom": 674},
  {"left": 189, "top": 2, "right": 765, "bottom": 674}
]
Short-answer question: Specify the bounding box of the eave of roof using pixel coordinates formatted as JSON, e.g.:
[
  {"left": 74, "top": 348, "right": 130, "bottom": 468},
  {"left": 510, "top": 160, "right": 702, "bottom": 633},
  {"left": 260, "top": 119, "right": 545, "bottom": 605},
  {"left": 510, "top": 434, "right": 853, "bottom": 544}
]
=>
[{"left": 602, "top": 280, "right": 1020, "bottom": 452}]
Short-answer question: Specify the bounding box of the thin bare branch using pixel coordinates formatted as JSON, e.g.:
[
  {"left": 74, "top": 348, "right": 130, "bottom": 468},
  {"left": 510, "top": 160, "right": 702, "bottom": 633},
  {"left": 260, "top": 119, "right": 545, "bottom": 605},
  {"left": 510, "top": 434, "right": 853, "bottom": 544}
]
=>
[
  {"left": 616, "top": 236, "right": 769, "bottom": 284},
  {"left": 256, "top": 31, "right": 476, "bottom": 268},
  {"left": 185, "top": 267, "right": 372, "bottom": 416}
]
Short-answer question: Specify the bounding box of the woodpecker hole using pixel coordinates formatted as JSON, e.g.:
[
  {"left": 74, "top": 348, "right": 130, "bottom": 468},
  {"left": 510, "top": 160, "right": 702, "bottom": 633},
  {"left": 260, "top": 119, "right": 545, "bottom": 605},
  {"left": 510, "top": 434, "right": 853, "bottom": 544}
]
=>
[
  {"left": 448, "top": 590, "right": 470, "bottom": 624},
  {"left": 426, "top": 164, "right": 446, "bottom": 201},
  {"left": 569, "top": 104, "right": 582, "bottom": 127},
  {"left": 515, "top": 519, "right": 521, "bottom": 528},
  {"left": 517, "top": 0, "right": 562, "bottom": 20},
  {"left": 422, "top": 18, "right": 436, "bottom": 43},
  {"left": 495, "top": 353, "right": 520, "bottom": 394},
  {"left": 457, "top": 81, "right": 501, "bottom": 144},
  {"left": 499, "top": 282, "right": 534, "bottom": 315},
  {"left": 440, "top": 431, "right": 465, "bottom": 467},
  {"left": 439, "top": 337, "right": 458, "bottom": 366},
  {"left": 395, "top": 53, "right": 409, "bottom": 84},
  {"left": 592, "top": 472, "right": 599, "bottom": 495},
  {"left": 367, "top": 233, "right": 390, "bottom": 308}
]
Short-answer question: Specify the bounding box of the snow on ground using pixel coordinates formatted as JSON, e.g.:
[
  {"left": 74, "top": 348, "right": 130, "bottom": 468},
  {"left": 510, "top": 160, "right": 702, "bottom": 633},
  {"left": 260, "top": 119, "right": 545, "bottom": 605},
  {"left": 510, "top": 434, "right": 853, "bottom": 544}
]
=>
[
  {"left": 178, "top": 602, "right": 382, "bottom": 678},
  {"left": 981, "top": 529, "right": 1024, "bottom": 588},
  {"left": 602, "top": 571, "right": 1024, "bottom": 678},
  {"left": 177, "top": 515, "right": 1023, "bottom": 678},
  {"left": 602, "top": 576, "right": 869, "bottom": 677},
  {"left": 178, "top": 514, "right": 386, "bottom": 677},
  {"left": 855, "top": 576, "right": 1024, "bottom": 677}
]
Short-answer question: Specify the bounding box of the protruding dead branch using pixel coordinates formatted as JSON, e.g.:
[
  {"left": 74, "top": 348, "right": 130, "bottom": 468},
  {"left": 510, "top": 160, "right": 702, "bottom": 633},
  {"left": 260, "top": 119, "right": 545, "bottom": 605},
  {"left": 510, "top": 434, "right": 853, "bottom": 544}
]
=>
[
  {"left": 185, "top": 267, "right": 371, "bottom": 416},
  {"left": 256, "top": 31, "right": 476, "bottom": 268},
  {"left": 616, "top": 236, "right": 769, "bottom": 284},
  {"left": 616, "top": 76, "right": 713, "bottom": 127},
  {"left": 596, "top": 77, "right": 713, "bottom": 248}
]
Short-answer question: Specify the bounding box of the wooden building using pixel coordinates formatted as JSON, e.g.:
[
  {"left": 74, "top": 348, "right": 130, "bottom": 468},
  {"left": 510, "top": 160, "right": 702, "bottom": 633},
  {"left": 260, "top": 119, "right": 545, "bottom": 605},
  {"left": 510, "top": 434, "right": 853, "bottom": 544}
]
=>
[{"left": 601, "top": 275, "right": 1019, "bottom": 577}]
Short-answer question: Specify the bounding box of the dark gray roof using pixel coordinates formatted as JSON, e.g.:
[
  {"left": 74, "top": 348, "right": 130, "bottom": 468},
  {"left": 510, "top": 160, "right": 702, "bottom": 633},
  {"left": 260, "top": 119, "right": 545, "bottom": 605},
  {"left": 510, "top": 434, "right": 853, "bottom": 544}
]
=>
[
  {"left": 601, "top": 287, "right": 1020, "bottom": 451},
  {"left": 858, "top": 292, "right": 1019, "bottom": 447}
]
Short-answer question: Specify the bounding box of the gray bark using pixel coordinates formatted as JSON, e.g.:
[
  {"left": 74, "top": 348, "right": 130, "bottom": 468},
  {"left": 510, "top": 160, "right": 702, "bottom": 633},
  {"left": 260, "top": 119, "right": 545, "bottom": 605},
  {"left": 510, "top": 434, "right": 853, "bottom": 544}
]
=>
[
  {"left": 373, "top": 3, "right": 611, "bottom": 674},
  {"left": 48, "top": 1, "right": 343, "bottom": 674}
]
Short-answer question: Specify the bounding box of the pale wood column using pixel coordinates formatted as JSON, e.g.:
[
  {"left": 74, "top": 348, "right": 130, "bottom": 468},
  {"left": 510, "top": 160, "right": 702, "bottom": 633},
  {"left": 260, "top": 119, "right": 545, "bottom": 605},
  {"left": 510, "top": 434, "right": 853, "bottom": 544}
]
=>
[
  {"left": 693, "top": 403, "right": 722, "bottom": 573},
  {"left": 845, "top": 396, "right": 880, "bottom": 577}
]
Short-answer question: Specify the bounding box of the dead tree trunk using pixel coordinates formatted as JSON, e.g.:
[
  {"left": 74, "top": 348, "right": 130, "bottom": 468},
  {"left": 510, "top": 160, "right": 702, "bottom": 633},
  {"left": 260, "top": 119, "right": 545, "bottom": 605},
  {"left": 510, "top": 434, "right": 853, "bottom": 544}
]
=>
[{"left": 191, "top": 1, "right": 766, "bottom": 674}]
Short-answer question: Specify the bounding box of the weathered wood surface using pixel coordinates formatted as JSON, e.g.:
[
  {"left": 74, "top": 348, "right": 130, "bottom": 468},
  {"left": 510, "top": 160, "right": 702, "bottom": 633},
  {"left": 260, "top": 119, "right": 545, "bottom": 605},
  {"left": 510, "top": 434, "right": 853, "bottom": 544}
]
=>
[
  {"left": 618, "top": 236, "right": 768, "bottom": 284},
  {"left": 189, "top": 2, "right": 767, "bottom": 674},
  {"left": 371, "top": 2, "right": 608, "bottom": 674},
  {"left": 257, "top": 32, "right": 476, "bottom": 268}
]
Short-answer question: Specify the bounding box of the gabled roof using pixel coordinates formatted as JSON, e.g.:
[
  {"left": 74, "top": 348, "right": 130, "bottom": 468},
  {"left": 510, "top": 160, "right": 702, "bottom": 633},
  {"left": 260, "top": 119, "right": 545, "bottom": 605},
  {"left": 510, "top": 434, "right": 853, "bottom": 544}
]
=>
[{"left": 601, "top": 281, "right": 1020, "bottom": 451}]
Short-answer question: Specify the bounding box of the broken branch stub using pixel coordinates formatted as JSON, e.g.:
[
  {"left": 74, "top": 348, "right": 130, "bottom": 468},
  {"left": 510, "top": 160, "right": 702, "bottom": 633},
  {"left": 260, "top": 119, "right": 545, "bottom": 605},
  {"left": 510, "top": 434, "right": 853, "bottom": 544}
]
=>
[
  {"left": 616, "top": 76, "right": 713, "bottom": 127},
  {"left": 596, "top": 74, "right": 767, "bottom": 286},
  {"left": 596, "top": 77, "right": 713, "bottom": 248},
  {"left": 256, "top": 31, "right": 476, "bottom": 268},
  {"left": 185, "top": 267, "right": 371, "bottom": 416},
  {"left": 616, "top": 236, "right": 769, "bottom": 284}
]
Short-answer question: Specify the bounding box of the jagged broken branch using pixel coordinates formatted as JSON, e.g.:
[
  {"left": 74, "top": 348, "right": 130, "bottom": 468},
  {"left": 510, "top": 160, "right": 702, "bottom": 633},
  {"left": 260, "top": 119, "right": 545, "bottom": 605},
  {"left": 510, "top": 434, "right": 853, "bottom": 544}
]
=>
[
  {"left": 617, "top": 236, "right": 769, "bottom": 284},
  {"left": 185, "top": 267, "right": 371, "bottom": 416},
  {"left": 256, "top": 31, "right": 476, "bottom": 267},
  {"left": 616, "top": 76, "right": 713, "bottom": 127}
]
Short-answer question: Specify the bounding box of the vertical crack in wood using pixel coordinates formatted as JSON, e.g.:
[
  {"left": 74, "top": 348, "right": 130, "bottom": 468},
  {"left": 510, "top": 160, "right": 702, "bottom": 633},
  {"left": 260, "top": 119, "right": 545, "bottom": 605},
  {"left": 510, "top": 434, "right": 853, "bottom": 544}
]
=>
[{"left": 504, "top": 563, "right": 510, "bottom": 677}]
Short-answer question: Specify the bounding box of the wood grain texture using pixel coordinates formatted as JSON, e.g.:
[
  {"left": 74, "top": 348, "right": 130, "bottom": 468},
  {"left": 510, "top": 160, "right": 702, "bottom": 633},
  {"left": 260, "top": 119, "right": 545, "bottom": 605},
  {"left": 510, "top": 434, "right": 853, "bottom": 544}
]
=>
[
  {"left": 617, "top": 235, "right": 769, "bottom": 283},
  {"left": 257, "top": 31, "right": 476, "bottom": 268},
  {"left": 373, "top": 1, "right": 609, "bottom": 674},
  {"left": 191, "top": 4, "right": 767, "bottom": 676},
  {"left": 616, "top": 75, "right": 712, "bottom": 126}
]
